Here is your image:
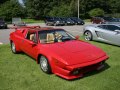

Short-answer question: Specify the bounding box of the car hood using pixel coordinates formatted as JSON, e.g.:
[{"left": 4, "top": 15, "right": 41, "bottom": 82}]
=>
[{"left": 41, "top": 40, "right": 106, "bottom": 65}]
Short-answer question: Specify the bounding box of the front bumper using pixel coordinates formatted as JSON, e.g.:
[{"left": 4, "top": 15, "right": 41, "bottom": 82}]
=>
[
  {"left": 54, "top": 55, "right": 108, "bottom": 80},
  {"left": 0, "top": 25, "right": 7, "bottom": 29},
  {"left": 77, "top": 22, "right": 85, "bottom": 25}
]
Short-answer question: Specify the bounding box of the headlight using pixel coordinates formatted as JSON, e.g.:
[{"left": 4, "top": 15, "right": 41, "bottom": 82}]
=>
[
  {"left": 71, "top": 68, "right": 81, "bottom": 75},
  {"left": 56, "top": 21, "right": 60, "bottom": 23}
]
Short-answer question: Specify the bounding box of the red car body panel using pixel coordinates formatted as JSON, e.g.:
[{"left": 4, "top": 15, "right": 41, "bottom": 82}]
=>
[{"left": 9, "top": 26, "right": 109, "bottom": 79}]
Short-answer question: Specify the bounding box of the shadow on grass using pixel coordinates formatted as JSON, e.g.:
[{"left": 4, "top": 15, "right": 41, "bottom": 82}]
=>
[{"left": 84, "top": 63, "right": 110, "bottom": 77}]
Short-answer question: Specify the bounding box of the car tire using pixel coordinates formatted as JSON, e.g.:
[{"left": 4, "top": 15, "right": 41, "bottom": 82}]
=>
[
  {"left": 11, "top": 42, "right": 17, "bottom": 54},
  {"left": 84, "top": 31, "right": 93, "bottom": 41},
  {"left": 39, "top": 56, "right": 52, "bottom": 74}
]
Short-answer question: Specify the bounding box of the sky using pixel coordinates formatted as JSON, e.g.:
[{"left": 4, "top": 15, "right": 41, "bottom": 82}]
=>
[{"left": 18, "top": 0, "right": 23, "bottom": 4}]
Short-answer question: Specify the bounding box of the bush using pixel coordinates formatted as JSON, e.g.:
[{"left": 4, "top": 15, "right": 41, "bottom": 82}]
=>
[{"left": 89, "top": 8, "right": 105, "bottom": 17}]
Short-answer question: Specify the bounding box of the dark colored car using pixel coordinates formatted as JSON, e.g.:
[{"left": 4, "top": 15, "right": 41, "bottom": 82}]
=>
[
  {"left": 0, "top": 18, "right": 7, "bottom": 29},
  {"left": 53, "top": 17, "right": 65, "bottom": 26},
  {"left": 44, "top": 17, "right": 54, "bottom": 26},
  {"left": 60, "top": 17, "right": 75, "bottom": 25},
  {"left": 45, "top": 17, "right": 65, "bottom": 26},
  {"left": 91, "top": 17, "right": 114, "bottom": 24},
  {"left": 69, "top": 17, "right": 85, "bottom": 25}
]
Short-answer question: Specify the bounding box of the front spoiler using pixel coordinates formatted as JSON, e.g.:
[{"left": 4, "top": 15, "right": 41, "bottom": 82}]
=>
[{"left": 54, "top": 55, "right": 108, "bottom": 80}]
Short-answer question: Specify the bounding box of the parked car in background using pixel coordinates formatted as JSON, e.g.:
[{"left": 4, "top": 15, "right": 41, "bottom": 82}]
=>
[
  {"left": 108, "top": 18, "right": 120, "bottom": 24},
  {"left": 83, "top": 24, "right": 120, "bottom": 46},
  {"left": 0, "top": 18, "right": 7, "bottom": 29},
  {"left": 12, "top": 17, "right": 26, "bottom": 27},
  {"left": 53, "top": 17, "right": 65, "bottom": 26},
  {"left": 91, "top": 16, "right": 114, "bottom": 24},
  {"left": 60, "top": 17, "right": 75, "bottom": 25},
  {"left": 10, "top": 26, "right": 108, "bottom": 80},
  {"left": 44, "top": 17, "right": 55, "bottom": 26},
  {"left": 115, "top": 18, "right": 120, "bottom": 22},
  {"left": 45, "top": 17, "right": 65, "bottom": 26},
  {"left": 69, "top": 17, "right": 85, "bottom": 25}
]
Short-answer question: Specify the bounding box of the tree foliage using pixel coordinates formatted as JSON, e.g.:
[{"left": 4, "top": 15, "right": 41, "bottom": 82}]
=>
[
  {"left": 0, "top": 0, "right": 25, "bottom": 21},
  {"left": 1, "top": 0, "right": 120, "bottom": 20},
  {"left": 89, "top": 8, "right": 105, "bottom": 17}
]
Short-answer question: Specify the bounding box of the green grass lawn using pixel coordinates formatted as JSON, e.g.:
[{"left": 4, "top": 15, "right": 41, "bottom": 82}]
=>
[
  {"left": 0, "top": 40, "right": 120, "bottom": 90},
  {"left": 22, "top": 19, "right": 44, "bottom": 24}
]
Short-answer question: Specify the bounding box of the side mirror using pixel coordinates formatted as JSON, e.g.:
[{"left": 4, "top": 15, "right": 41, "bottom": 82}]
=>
[
  {"left": 75, "top": 35, "right": 79, "bottom": 40},
  {"left": 29, "top": 41, "right": 37, "bottom": 46}
]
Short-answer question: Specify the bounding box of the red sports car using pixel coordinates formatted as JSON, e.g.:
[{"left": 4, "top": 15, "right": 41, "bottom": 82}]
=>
[{"left": 9, "top": 26, "right": 109, "bottom": 80}]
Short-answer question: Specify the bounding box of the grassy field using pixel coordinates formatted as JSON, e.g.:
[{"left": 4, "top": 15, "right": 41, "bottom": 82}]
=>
[{"left": 0, "top": 40, "right": 120, "bottom": 90}]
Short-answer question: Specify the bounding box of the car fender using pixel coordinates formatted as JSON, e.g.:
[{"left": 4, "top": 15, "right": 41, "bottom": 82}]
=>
[
  {"left": 36, "top": 51, "right": 56, "bottom": 73},
  {"left": 10, "top": 33, "right": 21, "bottom": 52},
  {"left": 84, "top": 26, "right": 98, "bottom": 40}
]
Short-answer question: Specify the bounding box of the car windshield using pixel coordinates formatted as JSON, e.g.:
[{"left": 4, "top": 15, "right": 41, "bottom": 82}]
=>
[{"left": 39, "top": 29, "right": 75, "bottom": 44}]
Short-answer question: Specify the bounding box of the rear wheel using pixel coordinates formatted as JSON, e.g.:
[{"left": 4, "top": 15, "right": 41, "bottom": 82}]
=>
[
  {"left": 84, "top": 31, "right": 93, "bottom": 41},
  {"left": 11, "top": 42, "right": 17, "bottom": 53},
  {"left": 39, "top": 56, "right": 51, "bottom": 74}
]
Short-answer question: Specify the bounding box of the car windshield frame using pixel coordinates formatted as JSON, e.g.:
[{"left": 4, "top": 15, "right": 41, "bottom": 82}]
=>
[{"left": 38, "top": 29, "right": 76, "bottom": 44}]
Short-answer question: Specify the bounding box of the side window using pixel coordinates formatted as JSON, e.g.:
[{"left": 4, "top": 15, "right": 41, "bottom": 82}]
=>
[
  {"left": 106, "top": 25, "right": 120, "bottom": 31},
  {"left": 26, "top": 31, "right": 37, "bottom": 43},
  {"left": 98, "top": 25, "right": 107, "bottom": 30}
]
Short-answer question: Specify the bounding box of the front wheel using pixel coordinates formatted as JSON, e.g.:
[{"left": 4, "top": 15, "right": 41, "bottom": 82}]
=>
[
  {"left": 39, "top": 56, "right": 51, "bottom": 74},
  {"left": 11, "top": 42, "right": 17, "bottom": 54},
  {"left": 84, "top": 31, "right": 93, "bottom": 41}
]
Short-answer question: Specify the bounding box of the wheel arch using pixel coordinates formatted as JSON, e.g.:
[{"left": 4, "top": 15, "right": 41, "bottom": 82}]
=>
[
  {"left": 10, "top": 39, "right": 21, "bottom": 52},
  {"left": 83, "top": 30, "right": 91, "bottom": 35},
  {"left": 37, "top": 54, "right": 53, "bottom": 65},
  {"left": 37, "top": 54, "right": 54, "bottom": 73},
  {"left": 37, "top": 53, "right": 55, "bottom": 72}
]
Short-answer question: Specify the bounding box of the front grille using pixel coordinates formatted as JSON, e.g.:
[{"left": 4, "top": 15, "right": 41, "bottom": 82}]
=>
[{"left": 71, "top": 62, "right": 102, "bottom": 75}]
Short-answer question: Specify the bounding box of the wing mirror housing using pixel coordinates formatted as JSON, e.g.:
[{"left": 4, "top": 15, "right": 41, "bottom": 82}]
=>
[{"left": 29, "top": 41, "right": 37, "bottom": 46}]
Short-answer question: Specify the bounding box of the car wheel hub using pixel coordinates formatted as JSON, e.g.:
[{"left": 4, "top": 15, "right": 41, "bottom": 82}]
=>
[
  {"left": 85, "top": 32, "right": 91, "bottom": 40},
  {"left": 40, "top": 57, "right": 48, "bottom": 72},
  {"left": 12, "top": 43, "right": 16, "bottom": 52}
]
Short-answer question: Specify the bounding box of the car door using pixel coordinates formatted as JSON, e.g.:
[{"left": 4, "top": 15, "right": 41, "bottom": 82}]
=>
[
  {"left": 97, "top": 25, "right": 120, "bottom": 45},
  {"left": 21, "top": 31, "right": 39, "bottom": 58}
]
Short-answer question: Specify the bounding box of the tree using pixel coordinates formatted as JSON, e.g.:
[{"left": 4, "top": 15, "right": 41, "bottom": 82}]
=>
[
  {"left": 23, "top": 0, "right": 120, "bottom": 19},
  {"left": 0, "top": 0, "right": 25, "bottom": 21},
  {"left": 49, "top": 5, "right": 72, "bottom": 17},
  {"left": 0, "top": 0, "right": 9, "bottom": 4},
  {"left": 89, "top": 8, "right": 105, "bottom": 17}
]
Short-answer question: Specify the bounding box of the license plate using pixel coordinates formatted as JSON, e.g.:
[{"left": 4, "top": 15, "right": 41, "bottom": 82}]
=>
[{"left": 97, "top": 64, "right": 104, "bottom": 70}]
